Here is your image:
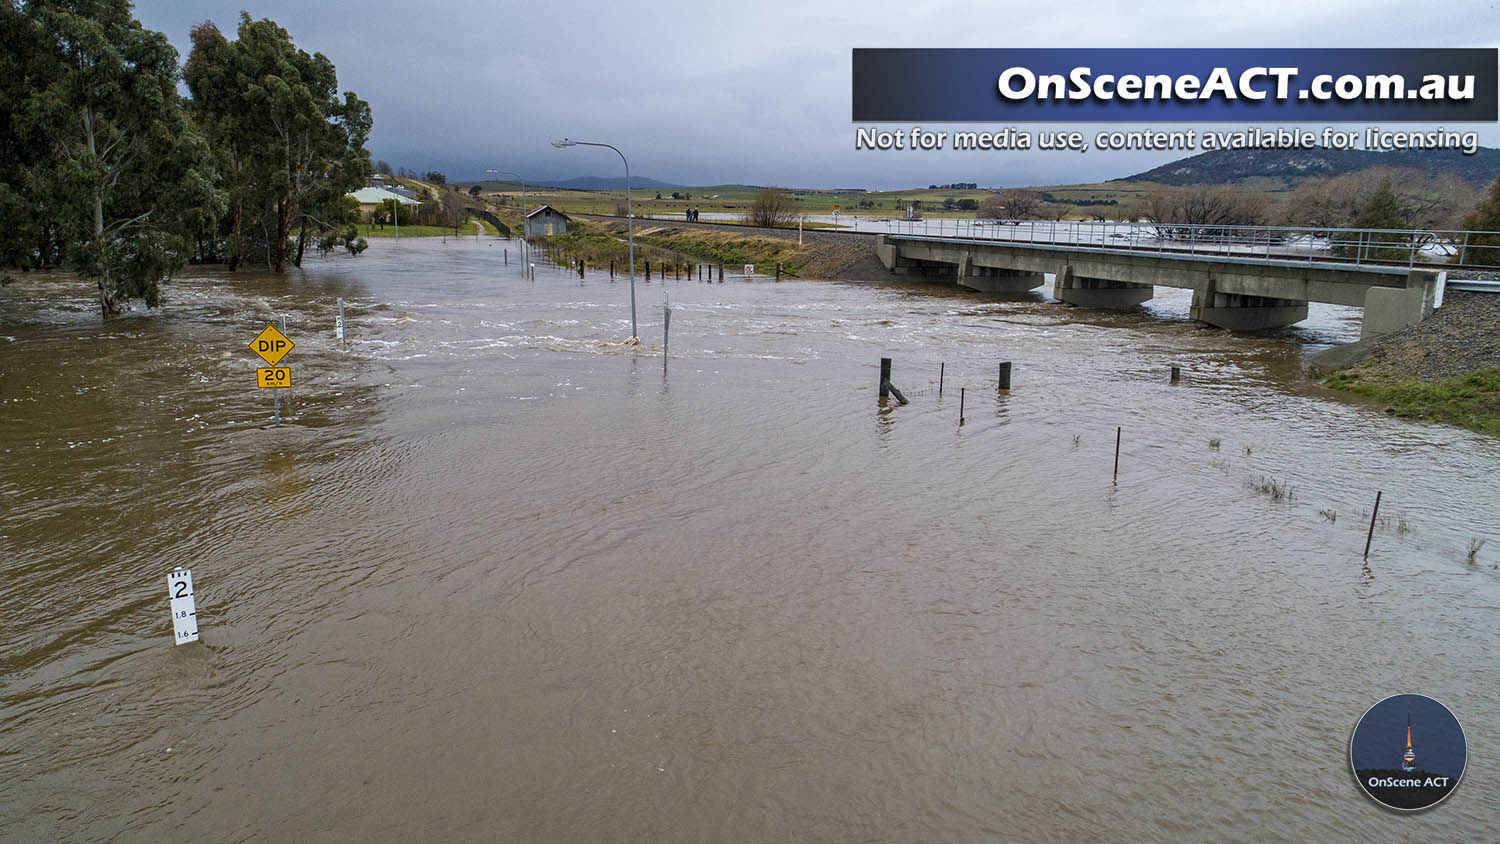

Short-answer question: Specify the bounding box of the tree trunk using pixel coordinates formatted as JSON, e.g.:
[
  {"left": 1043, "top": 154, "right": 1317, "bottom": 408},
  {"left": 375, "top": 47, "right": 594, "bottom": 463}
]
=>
[
  {"left": 228, "top": 198, "right": 242, "bottom": 272},
  {"left": 273, "top": 197, "right": 291, "bottom": 274},
  {"left": 294, "top": 215, "right": 308, "bottom": 268},
  {"left": 97, "top": 277, "right": 116, "bottom": 318}
]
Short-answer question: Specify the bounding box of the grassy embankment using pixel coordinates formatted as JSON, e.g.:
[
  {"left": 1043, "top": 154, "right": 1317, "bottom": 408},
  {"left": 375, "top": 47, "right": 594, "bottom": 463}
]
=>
[
  {"left": 1323, "top": 369, "right": 1500, "bottom": 436},
  {"left": 1316, "top": 292, "right": 1500, "bottom": 437},
  {"left": 535, "top": 220, "right": 809, "bottom": 275}
]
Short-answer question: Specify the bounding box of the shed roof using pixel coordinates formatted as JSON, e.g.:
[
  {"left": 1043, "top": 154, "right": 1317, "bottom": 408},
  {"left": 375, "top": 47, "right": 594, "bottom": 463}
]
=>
[{"left": 525, "top": 205, "right": 571, "bottom": 221}]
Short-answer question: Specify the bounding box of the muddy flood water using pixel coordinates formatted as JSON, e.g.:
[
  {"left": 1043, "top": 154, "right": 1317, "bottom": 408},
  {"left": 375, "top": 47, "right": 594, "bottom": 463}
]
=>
[{"left": 4, "top": 236, "right": 1499, "bottom": 842}]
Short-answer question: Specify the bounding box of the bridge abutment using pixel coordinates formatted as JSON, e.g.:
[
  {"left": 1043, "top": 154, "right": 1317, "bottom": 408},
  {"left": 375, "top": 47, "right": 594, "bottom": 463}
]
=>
[
  {"left": 1190, "top": 280, "right": 1309, "bottom": 330},
  {"left": 1360, "top": 270, "right": 1444, "bottom": 339},
  {"left": 1053, "top": 264, "right": 1153, "bottom": 309}
]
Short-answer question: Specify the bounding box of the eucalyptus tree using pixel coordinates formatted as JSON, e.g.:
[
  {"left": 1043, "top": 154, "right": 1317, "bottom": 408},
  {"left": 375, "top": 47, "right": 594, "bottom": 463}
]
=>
[
  {"left": 6, "top": 0, "right": 217, "bottom": 315},
  {"left": 185, "top": 13, "right": 371, "bottom": 274}
]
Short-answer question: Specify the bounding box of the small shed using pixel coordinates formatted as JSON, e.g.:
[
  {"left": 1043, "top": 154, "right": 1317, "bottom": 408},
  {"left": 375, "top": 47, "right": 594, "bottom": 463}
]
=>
[{"left": 525, "top": 205, "right": 571, "bottom": 237}]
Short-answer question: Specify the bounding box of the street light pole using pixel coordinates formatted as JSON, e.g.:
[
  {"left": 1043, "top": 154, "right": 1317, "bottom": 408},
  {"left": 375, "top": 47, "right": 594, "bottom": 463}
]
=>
[
  {"left": 485, "top": 168, "right": 527, "bottom": 215},
  {"left": 552, "top": 138, "right": 635, "bottom": 342}
]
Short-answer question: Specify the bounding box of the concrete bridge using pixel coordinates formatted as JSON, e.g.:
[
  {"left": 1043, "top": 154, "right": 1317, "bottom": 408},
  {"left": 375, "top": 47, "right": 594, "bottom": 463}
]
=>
[{"left": 875, "top": 232, "right": 1446, "bottom": 338}]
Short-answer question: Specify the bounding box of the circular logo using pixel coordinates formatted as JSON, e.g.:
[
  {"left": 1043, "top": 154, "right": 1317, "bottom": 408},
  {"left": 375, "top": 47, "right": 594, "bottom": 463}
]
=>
[{"left": 1350, "top": 694, "right": 1466, "bottom": 811}]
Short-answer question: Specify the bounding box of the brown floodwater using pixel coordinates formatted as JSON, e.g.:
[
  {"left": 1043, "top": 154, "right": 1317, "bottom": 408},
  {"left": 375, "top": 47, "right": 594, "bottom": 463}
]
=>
[{"left": 3, "top": 237, "right": 1499, "bottom": 842}]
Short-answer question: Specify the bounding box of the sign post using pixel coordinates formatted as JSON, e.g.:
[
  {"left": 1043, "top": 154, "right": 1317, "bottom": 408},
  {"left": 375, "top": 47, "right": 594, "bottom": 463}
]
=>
[
  {"left": 336, "top": 298, "right": 346, "bottom": 344},
  {"left": 250, "top": 322, "right": 295, "bottom": 426}
]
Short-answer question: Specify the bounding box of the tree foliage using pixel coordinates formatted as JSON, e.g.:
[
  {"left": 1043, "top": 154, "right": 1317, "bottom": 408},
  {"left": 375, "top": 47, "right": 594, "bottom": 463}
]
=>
[
  {"left": 1129, "top": 186, "right": 1266, "bottom": 239},
  {"left": 2, "top": 0, "right": 219, "bottom": 314},
  {"left": 1, "top": 2, "right": 371, "bottom": 315},
  {"left": 185, "top": 14, "right": 371, "bottom": 273},
  {"left": 978, "top": 189, "right": 1048, "bottom": 220},
  {"left": 1458, "top": 176, "right": 1500, "bottom": 264},
  {"left": 745, "top": 187, "right": 796, "bottom": 227}
]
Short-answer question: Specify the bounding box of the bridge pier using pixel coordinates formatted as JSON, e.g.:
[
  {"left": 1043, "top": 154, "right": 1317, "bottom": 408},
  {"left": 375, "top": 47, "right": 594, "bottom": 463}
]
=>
[
  {"left": 1053, "top": 263, "right": 1153, "bottom": 309},
  {"left": 1190, "top": 280, "right": 1308, "bottom": 330},
  {"left": 958, "top": 255, "right": 1045, "bottom": 293}
]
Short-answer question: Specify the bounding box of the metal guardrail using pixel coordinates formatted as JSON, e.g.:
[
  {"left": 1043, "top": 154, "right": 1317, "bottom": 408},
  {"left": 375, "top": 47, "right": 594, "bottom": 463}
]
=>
[
  {"left": 883, "top": 219, "right": 1500, "bottom": 270},
  {"left": 1446, "top": 278, "right": 1500, "bottom": 292}
]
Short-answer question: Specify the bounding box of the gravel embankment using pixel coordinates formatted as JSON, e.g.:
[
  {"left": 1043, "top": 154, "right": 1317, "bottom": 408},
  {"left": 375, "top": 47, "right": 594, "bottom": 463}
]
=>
[{"left": 1327, "top": 291, "right": 1500, "bottom": 381}]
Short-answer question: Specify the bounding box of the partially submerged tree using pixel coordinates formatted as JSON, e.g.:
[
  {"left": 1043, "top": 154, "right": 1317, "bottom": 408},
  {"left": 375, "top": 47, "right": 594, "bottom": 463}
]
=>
[
  {"left": 1130, "top": 185, "right": 1265, "bottom": 239},
  {"left": 185, "top": 14, "right": 370, "bottom": 273},
  {"left": 13, "top": 0, "right": 217, "bottom": 315}
]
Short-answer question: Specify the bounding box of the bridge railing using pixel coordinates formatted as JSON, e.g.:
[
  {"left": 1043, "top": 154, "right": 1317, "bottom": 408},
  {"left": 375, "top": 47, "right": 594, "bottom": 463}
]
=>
[{"left": 885, "top": 218, "right": 1500, "bottom": 269}]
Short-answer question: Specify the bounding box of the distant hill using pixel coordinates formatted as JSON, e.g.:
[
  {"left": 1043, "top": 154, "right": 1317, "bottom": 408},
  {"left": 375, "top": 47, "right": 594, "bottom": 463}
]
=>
[
  {"left": 1122, "top": 147, "right": 1500, "bottom": 187},
  {"left": 531, "top": 175, "right": 680, "bottom": 191}
]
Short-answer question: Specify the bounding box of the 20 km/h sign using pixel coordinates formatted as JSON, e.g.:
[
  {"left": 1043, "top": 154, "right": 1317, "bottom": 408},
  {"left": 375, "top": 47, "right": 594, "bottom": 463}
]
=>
[
  {"left": 250, "top": 324, "right": 294, "bottom": 366},
  {"left": 256, "top": 367, "right": 292, "bottom": 388}
]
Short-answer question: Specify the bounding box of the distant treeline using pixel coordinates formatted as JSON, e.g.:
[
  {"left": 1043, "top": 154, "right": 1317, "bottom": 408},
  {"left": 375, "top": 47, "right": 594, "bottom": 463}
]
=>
[
  {"left": 1040, "top": 194, "right": 1118, "bottom": 207},
  {"left": 929, "top": 182, "right": 978, "bottom": 190}
]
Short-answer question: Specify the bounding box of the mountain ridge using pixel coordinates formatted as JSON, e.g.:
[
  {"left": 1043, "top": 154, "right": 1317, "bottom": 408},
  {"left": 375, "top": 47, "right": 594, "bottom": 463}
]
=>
[{"left": 1120, "top": 146, "right": 1500, "bottom": 187}]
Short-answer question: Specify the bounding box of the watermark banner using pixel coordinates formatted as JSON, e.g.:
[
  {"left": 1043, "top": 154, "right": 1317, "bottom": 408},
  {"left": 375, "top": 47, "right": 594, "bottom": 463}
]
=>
[{"left": 852, "top": 48, "right": 1498, "bottom": 122}]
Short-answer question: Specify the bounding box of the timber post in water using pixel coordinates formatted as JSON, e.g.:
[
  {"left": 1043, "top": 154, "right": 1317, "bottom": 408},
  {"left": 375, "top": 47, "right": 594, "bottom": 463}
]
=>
[
  {"left": 1171, "top": 365, "right": 1181, "bottom": 383},
  {"left": 878, "top": 356, "right": 908, "bottom": 405},
  {"left": 959, "top": 388, "right": 965, "bottom": 426},
  {"left": 939, "top": 362, "right": 945, "bottom": 396},
  {"left": 1365, "top": 490, "right": 1382, "bottom": 559},
  {"left": 998, "top": 362, "right": 1011, "bottom": 392},
  {"left": 1114, "top": 426, "right": 1121, "bottom": 482}
]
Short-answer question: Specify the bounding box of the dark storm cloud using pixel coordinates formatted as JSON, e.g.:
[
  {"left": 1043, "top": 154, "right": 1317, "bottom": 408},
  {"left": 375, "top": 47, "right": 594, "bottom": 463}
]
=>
[{"left": 134, "top": 0, "right": 1500, "bottom": 188}]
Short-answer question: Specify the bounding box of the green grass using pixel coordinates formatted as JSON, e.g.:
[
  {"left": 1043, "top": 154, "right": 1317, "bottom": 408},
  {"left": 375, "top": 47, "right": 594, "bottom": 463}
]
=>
[
  {"left": 1323, "top": 368, "right": 1500, "bottom": 436},
  {"left": 365, "top": 224, "right": 478, "bottom": 238},
  {"left": 633, "top": 231, "right": 803, "bottom": 273},
  {"left": 530, "top": 220, "right": 806, "bottom": 275}
]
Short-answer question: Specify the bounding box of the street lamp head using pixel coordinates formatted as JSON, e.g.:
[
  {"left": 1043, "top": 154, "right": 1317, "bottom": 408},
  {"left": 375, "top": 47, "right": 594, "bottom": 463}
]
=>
[{"left": 551, "top": 138, "right": 576, "bottom": 148}]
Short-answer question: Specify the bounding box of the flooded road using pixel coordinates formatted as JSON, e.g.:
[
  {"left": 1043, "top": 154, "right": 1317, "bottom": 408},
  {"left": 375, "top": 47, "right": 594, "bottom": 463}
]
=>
[{"left": 4, "top": 237, "right": 1499, "bottom": 842}]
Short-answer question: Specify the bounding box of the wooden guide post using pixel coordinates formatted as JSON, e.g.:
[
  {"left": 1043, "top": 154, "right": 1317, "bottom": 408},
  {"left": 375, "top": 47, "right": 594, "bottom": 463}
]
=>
[
  {"left": 1364, "top": 491, "right": 1382, "bottom": 559},
  {"left": 1113, "top": 426, "right": 1121, "bottom": 481}
]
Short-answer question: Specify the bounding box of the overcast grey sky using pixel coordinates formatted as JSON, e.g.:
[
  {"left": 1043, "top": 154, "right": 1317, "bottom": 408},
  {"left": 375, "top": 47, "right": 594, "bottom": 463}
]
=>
[{"left": 132, "top": 0, "right": 1500, "bottom": 189}]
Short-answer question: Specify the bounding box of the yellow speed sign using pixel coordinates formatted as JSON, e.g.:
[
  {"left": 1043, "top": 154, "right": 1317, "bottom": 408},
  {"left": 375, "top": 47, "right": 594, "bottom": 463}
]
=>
[{"left": 256, "top": 367, "right": 292, "bottom": 388}]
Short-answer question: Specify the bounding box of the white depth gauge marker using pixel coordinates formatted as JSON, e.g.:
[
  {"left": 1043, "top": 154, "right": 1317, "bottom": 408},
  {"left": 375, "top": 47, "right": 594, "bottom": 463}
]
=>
[{"left": 168, "top": 568, "right": 199, "bottom": 645}]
